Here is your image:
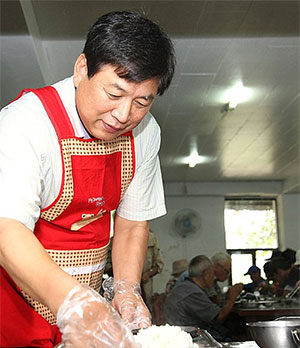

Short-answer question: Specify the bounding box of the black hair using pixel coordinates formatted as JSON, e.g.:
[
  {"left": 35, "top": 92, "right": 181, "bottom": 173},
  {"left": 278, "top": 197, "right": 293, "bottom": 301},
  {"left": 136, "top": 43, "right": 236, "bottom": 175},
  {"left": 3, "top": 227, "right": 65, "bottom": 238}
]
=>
[
  {"left": 282, "top": 248, "right": 296, "bottom": 264},
  {"left": 83, "top": 11, "right": 175, "bottom": 95},
  {"left": 269, "top": 257, "right": 292, "bottom": 272},
  {"left": 263, "top": 261, "right": 275, "bottom": 280}
]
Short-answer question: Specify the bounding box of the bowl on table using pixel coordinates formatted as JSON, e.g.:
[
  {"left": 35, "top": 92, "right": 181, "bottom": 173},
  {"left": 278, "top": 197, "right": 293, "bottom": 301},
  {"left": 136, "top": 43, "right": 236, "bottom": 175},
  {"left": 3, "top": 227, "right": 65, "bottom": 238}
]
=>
[{"left": 247, "top": 318, "right": 300, "bottom": 348}]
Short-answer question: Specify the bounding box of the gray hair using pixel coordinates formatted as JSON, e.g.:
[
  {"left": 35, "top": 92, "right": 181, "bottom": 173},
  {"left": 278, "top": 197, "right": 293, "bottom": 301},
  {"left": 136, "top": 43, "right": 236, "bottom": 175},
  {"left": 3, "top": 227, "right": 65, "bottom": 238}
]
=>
[
  {"left": 211, "top": 252, "right": 231, "bottom": 265},
  {"left": 189, "top": 255, "right": 213, "bottom": 277}
]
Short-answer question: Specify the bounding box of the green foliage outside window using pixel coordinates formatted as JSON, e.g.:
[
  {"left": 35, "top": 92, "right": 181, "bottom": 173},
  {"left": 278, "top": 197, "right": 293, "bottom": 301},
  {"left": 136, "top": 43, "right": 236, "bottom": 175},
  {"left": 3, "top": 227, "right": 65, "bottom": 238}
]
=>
[
  {"left": 224, "top": 198, "right": 278, "bottom": 284},
  {"left": 224, "top": 199, "right": 278, "bottom": 250}
]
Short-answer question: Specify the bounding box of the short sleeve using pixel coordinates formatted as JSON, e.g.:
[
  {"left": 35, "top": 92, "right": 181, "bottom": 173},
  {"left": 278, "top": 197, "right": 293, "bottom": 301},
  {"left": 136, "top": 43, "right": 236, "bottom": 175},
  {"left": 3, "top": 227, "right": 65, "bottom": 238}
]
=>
[
  {"left": 0, "top": 92, "right": 62, "bottom": 231},
  {"left": 0, "top": 100, "right": 43, "bottom": 230}
]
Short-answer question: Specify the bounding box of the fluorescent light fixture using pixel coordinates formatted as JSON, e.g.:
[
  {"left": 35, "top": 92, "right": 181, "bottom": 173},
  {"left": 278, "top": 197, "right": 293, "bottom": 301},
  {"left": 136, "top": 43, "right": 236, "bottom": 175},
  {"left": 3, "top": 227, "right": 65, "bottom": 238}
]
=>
[
  {"left": 223, "top": 80, "right": 252, "bottom": 109},
  {"left": 181, "top": 151, "right": 215, "bottom": 168},
  {"left": 187, "top": 153, "right": 207, "bottom": 167},
  {"left": 175, "top": 137, "right": 216, "bottom": 168}
]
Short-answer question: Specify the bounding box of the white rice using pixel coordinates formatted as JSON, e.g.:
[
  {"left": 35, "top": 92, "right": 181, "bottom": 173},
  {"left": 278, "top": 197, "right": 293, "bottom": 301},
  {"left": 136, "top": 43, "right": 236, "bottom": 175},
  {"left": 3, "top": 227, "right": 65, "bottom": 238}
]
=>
[{"left": 134, "top": 324, "right": 198, "bottom": 348}]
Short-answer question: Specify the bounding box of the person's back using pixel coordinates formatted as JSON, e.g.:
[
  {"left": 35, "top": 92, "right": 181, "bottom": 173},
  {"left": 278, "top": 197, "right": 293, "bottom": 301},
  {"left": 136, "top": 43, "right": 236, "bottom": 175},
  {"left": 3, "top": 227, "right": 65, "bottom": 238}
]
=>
[{"left": 164, "top": 278, "right": 227, "bottom": 339}]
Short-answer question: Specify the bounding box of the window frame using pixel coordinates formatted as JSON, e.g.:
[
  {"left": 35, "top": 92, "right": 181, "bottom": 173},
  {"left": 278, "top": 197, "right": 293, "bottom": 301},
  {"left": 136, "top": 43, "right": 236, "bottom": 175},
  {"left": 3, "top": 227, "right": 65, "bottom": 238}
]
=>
[{"left": 224, "top": 197, "right": 280, "bottom": 285}]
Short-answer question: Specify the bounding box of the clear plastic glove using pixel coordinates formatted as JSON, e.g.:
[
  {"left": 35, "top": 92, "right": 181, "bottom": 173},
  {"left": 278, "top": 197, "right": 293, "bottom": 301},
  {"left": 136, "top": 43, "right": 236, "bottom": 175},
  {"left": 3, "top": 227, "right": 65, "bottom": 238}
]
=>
[
  {"left": 57, "top": 284, "right": 137, "bottom": 348},
  {"left": 102, "top": 277, "right": 151, "bottom": 331}
]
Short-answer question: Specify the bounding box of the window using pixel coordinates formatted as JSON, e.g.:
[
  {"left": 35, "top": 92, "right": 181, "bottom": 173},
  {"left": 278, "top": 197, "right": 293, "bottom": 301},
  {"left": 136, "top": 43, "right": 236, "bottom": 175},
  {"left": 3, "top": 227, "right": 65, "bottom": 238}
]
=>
[{"left": 224, "top": 198, "right": 279, "bottom": 285}]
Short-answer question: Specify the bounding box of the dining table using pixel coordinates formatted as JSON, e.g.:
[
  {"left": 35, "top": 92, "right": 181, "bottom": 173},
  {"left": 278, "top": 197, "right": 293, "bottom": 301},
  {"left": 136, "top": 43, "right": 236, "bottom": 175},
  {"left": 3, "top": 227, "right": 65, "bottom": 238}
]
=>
[{"left": 234, "top": 298, "right": 300, "bottom": 322}]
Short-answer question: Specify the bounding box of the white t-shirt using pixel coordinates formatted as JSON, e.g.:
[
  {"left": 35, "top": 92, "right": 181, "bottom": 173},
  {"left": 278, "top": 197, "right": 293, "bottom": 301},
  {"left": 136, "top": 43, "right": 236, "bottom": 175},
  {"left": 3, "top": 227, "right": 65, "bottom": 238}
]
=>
[{"left": 0, "top": 77, "right": 166, "bottom": 231}]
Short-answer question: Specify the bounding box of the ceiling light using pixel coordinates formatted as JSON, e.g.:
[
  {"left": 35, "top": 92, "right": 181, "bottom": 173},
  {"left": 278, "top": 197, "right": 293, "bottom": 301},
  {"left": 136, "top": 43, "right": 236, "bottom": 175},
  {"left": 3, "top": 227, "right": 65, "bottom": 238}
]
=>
[
  {"left": 185, "top": 152, "right": 213, "bottom": 168},
  {"left": 188, "top": 154, "right": 204, "bottom": 167},
  {"left": 176, "top": 137, "right": 216, "bottom": 168},
  {"left": 223, "top": 100, "right": 239, "bottom": 112},
  {"left": 222, "top": 80, "right": 252, "bottom": 109}
]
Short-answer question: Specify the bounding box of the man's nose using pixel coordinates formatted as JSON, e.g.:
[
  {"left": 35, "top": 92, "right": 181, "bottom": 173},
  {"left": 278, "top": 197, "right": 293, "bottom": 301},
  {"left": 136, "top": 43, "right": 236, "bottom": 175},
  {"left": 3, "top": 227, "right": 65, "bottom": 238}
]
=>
[{"left": 112, "top": 99, "right": 131, "bottom": 123}]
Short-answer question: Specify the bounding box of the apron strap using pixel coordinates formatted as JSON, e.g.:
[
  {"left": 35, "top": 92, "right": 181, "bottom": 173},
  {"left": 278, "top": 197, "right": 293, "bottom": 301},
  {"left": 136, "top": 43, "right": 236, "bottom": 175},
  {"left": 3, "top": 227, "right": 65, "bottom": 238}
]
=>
[{"left": 21, "top": 86, "right": 75, "bottom": 138}]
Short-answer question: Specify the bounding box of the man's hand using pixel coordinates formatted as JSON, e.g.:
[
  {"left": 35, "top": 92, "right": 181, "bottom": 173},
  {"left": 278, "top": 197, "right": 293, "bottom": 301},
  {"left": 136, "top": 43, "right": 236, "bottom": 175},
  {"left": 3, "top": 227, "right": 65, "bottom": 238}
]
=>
[
  {"left": 142, "top": 264, "right": 159, "bottom": 284},
  {"left": 57, "top": 284, "right": 136, "bottom": 348},
  {"left": 110, "top": 279, "right": 151, "bottom": 330},
  {"left": 142, "top": 271, "right": 151, "bottom": 284},
  {"left": 232, "top": 283, "right": 244, "bottom": 293},
  {"left": 227, "top": 283, "right": 243, "bottom": 302}
]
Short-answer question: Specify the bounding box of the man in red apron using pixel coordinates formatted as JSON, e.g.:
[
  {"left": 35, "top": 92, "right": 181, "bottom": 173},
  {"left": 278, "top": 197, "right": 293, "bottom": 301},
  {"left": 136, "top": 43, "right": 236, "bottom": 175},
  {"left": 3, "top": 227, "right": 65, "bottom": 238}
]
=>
[{"left": 0, "top": 11, "right": 175, "bottom": 347}]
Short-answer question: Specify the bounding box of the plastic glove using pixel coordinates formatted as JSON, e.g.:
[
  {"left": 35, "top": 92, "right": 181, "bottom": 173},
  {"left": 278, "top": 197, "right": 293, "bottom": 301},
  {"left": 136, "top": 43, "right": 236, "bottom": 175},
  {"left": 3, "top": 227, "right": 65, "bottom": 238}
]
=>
[
  {"left": 102, "top": 277, "right": 151, "bottom": 331},
  {"left": 57, "top": 284, "right": 137, "bottom": 348}
]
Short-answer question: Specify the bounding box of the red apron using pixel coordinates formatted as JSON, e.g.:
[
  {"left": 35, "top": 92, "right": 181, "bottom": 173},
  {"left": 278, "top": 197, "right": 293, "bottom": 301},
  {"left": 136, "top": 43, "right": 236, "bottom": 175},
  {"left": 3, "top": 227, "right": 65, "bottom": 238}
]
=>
[{"left": 0, "top": 86, "right": 135, "bottom": 347}]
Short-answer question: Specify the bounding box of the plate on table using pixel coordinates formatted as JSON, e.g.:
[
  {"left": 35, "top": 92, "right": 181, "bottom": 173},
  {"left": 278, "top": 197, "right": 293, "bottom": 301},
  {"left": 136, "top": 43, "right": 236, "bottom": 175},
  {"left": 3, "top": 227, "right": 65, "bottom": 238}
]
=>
[{"left": 235, "top": 299, "right": 276, "bottom": 308}]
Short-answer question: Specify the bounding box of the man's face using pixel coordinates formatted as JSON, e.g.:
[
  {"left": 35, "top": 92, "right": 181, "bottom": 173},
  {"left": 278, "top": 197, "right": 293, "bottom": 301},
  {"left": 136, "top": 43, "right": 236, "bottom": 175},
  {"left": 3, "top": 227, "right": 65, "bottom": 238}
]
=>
[
  {"left": 250, "top": 271, "right": 261, "bottom": 283},
  {"left": 274, "top": 268, "right": 289, "bottom": 283},
  {"left": 73, "top": 54, "right": 159, "bottom": 140},
  {"left": 214, "top": 260, "right": 231, "bottom": 282}
]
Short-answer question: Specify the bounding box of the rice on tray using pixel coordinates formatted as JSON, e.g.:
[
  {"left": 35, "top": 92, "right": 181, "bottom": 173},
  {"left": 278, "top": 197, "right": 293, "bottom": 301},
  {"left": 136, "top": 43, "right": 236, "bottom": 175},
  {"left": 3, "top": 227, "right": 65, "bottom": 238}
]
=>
[{"left": 134, "top": 324, "right": 198, "bottom": 348}]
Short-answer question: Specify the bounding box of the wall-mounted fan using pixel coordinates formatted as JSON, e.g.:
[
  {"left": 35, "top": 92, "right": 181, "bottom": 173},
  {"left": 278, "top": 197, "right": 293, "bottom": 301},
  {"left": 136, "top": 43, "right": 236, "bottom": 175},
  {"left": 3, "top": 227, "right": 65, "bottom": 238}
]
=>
[{"left": 172, "top": 208, "right": 201, "bottom": 238}]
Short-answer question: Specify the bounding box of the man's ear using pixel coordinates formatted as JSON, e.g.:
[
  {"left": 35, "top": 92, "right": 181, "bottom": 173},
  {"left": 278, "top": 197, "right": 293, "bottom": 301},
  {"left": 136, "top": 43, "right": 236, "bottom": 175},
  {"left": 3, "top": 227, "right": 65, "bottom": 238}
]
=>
[{"left": 73, "top": 53, "right": 88, "bottom": 88}]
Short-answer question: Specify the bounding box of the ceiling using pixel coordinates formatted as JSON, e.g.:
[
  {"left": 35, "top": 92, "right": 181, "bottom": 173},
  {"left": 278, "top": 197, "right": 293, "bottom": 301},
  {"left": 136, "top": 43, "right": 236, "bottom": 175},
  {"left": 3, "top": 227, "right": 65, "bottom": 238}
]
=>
[{"left": 1, "top": 1, "right": 299, "bottom": 193}]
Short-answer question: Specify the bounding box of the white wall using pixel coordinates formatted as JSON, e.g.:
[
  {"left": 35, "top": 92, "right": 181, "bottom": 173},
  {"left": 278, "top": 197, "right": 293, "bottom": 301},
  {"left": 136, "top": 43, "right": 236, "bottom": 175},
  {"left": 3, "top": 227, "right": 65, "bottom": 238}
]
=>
[
  {"left": 150, "top": 182, "right": 300, "bottom": 294},
  {"left": 280, "top": 193, "right": 300, "bottom": 249}
]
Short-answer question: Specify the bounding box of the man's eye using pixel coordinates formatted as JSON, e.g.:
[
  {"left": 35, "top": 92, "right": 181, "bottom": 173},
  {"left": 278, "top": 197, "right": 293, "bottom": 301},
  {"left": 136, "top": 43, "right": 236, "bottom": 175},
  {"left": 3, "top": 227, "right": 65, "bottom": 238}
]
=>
[
  {"left": 134, "top": 100, "right": 149, "bottom": 108},
  {"left": 135, "top": 101, "right": 146, "bottom": 107},
  {"left": 107, "top": 92, "right": 120, "bottom": 99}
]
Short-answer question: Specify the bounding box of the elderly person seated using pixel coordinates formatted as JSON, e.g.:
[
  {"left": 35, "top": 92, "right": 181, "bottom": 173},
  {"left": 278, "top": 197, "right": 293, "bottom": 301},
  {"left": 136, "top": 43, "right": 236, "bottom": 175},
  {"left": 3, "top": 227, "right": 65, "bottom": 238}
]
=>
[
  {"left": 164, "top": 255, "right": 246, "bottom": 341},
  {"left": 208, "top": 252, "right": 243, "bottom": 306},
  {"left": 174, "top": 252, "right": 243, "bottom": 306}
]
